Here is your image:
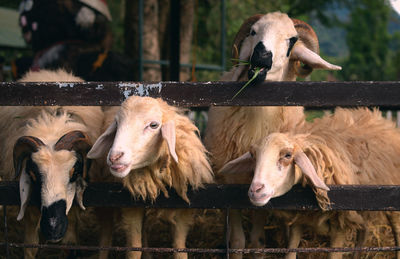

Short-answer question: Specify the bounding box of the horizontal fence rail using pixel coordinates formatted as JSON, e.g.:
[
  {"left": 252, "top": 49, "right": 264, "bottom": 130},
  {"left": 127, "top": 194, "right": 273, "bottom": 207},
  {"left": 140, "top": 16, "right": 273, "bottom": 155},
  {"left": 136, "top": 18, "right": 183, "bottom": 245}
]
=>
[
  {"left": 2, "top": 242, "right": 400, "bottom": 254},
  {"left": 1, "top": 81, "right": 400, "bottom": 107},
  {"left": 2, "top": 80, "right": 400, "bottom": 258},
  {"left": 1, "top": 182, "right": 400, "bottom": 210}
]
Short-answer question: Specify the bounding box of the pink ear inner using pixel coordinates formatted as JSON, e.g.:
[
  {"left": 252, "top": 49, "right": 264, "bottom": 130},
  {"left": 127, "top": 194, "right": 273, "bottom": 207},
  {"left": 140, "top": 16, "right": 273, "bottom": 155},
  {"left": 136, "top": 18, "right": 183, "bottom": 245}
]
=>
[
  {"left": 161, "top": 121, "right": 178, "bottom": 163},
  {"left": 294, "top": 151, "right": 329, "bottom": 191}
]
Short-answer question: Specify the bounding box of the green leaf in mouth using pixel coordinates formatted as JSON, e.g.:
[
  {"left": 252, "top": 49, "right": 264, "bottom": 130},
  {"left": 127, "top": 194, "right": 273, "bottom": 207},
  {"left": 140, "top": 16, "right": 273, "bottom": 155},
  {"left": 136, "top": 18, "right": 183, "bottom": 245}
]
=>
[
  {"left": 230, "top": 67, "right": 262, "bottom": 101},
  {"left": 231, "top": 58, "right": 251, "bottom": 67}
]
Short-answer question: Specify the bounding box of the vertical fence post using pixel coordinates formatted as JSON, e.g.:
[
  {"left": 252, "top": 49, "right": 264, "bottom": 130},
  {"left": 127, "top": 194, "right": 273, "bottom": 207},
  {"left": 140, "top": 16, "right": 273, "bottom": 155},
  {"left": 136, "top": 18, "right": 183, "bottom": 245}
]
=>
[
  {"left": 169, "top": 0, "right": 181, "bottom": 81},
  {"left": 3, "top": 205, "right": 9, "bottom": 258},
  {"left": 225, "top": 208, "right": 230, "bottom": 259},
  {"left": 138, "top": 0, "right": 144, "bottom": 81},
  {"left": 220, "top": 0, "right": 226, "bottom": 71}
]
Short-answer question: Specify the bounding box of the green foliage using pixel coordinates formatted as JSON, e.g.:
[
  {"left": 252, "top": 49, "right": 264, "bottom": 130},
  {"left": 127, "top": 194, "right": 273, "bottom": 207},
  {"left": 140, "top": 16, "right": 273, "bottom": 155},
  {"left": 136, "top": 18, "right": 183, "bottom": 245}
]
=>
[
  {"left": 0, "top": 0, "right": 19, "bottom": 9},
  {"left": 107, "top": 0, "right": 125, "bottom": 52},
  {"left": 342, "top": 0, "right": 392, "bottom": 80}
]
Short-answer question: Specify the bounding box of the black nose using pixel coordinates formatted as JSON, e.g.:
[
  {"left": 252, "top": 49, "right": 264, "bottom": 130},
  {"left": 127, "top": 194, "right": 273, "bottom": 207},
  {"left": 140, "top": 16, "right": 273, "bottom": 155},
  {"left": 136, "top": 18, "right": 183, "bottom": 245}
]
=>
[
  {"left": 250, "top": 42, "right": 273, "bottom": 69},
  {"left": 40, "top": 200, "right": 68, "bottom": 242}
]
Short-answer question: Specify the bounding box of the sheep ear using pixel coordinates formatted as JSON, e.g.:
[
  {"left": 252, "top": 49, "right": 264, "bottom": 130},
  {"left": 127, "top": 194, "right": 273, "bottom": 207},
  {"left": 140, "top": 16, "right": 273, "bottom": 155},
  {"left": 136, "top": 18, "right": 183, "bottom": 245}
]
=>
[
  {"left": 291, "top": 43, "right": 341, "bottom": 71},
  {"left": 66, "top": 182, "right": 76, "bottom": 214},
  {"left": 161, "top": 120, "right": 178, "bottom": 163},
  {"left": 17, "top": 170, "right": 32, "bottom": 221},
  {"left": 75, "top": 176, "right": 87, "bottom": 211},
  {"left": 87, "top": 120, "right": 117, "bottom": 159},
  {"left": 219, "top": 152, "right": 255, "bottom": 176},
  {"left": 294, "top": 151, "right": 329, "bottom": 191}
]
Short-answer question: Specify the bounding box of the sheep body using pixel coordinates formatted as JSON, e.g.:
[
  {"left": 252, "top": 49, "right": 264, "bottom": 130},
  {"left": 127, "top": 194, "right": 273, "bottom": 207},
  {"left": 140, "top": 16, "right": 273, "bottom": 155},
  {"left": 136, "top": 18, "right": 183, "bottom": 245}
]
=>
[
  {"left": 88, "top": 96, "right": 213, "bottom": 259},
  {"left": 0, "top": 69, "right": 103, "bottom": 258},
  {"left": 222, "top": 107, "right": 400, "bottom": 258},
  {"left": 204, "top": 11, "right": 341, "bottom": 258}
]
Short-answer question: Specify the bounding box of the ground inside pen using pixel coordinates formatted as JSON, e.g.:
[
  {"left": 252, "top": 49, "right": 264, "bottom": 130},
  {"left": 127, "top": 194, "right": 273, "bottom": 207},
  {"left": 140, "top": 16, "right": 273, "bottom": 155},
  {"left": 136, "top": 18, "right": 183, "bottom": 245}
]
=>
[{"left": 0, "top": 207, "right": 397, "bottom": 258}]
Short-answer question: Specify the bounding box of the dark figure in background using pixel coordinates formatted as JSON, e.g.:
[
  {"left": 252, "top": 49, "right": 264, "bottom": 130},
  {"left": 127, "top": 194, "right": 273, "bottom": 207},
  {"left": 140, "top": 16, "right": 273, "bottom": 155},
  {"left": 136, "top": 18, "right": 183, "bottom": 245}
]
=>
[{"left": 13, "top": 0, "right": 136, "bottom": 81}]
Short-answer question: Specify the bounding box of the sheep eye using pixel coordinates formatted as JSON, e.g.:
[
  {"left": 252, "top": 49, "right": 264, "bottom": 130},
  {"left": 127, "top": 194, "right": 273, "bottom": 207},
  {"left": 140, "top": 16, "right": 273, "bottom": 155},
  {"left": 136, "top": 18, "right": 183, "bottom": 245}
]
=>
[
  {"left": 287, "top": 36, "right": 298, "bottom": 57},
  {"left": 149, "top": 121, "right": 159, "bottom": 129},
  {"left": 284, "top": 152, "right": 292, "bottom": 159},
  {"left": 250, "top": 30, "right": 256, "bottom": 36}
]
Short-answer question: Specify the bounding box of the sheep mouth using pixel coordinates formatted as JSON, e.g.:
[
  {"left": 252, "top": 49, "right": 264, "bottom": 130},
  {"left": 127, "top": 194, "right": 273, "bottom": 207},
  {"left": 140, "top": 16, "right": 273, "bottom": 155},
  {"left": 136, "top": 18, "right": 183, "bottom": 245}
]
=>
[
  {"left": 47, "top": 238, "right": 63, "bottom": 244},
  {"left": 248, "top": 66, "right": 267, "bottom": 83},
  {"left": 110, "top": 163, "right": 129, "bottom": 174},
  {"left": 249, "top": 192, "right": 273, "bottom": 207}
]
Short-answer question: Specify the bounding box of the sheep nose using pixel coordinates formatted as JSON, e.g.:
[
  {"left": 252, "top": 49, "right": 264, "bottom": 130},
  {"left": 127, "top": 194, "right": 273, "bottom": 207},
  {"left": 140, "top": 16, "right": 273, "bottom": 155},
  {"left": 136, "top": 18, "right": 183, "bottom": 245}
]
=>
[
  {"left": 250, "top": 182, "right": 265, "bottom": 194},
  {"left": 109, "top": 151, "right": 124, "bottom": 163},
  {"left": 251, "top": 42, "right": 273, "bottom": 69}
]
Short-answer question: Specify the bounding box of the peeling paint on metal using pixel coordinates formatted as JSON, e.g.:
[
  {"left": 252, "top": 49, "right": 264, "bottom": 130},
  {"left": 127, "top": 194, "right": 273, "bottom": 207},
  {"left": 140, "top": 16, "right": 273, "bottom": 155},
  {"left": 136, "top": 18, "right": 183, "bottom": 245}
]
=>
[
  {"left": 118, "top": 82, "right": 162, "bottom": 99},
  {"left": 58, "top": 83, "right": 75, "bottom": 88}
]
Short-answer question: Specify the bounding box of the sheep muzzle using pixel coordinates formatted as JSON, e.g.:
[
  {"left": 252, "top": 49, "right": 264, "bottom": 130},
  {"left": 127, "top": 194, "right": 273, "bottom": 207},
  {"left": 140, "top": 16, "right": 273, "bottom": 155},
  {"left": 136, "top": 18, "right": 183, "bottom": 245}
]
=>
[
  {"left": 248, "top": 42, "right": 271, "bottom": 82},
  {"left": 40, "top": 200, "right": 68, "bottom": 242}
]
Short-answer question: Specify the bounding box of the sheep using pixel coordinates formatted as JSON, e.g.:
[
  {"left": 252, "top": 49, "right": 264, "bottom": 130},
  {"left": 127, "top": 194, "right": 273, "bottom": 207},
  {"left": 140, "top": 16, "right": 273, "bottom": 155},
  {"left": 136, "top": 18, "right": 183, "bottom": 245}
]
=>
[
  {"left": 87, "top": 95, "right": 214, "bottom": 259},
  {"left": 204, "top": 11, "right": 341, "bottom": 258},
  {"left": 0, "top": 69, "right": 103, "bottom": 258},
  {"left": 220, "top": 107, "right": 400, "bottom": 259}
]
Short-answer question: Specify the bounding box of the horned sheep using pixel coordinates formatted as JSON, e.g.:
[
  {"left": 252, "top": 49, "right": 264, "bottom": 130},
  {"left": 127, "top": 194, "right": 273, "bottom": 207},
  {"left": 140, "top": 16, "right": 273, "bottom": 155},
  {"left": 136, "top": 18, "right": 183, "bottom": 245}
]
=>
[
  {"left": 87, "top": 95, "right": 214, "bottom": 259},
  {"left": 220, "top": 107, "right": 400, "bottom": 258},
  {"left": 204, "top": 11, "right": 341, "bottom": 258},
  {"left": 0, "top": 69, "right": 103, "bottom": 258}
]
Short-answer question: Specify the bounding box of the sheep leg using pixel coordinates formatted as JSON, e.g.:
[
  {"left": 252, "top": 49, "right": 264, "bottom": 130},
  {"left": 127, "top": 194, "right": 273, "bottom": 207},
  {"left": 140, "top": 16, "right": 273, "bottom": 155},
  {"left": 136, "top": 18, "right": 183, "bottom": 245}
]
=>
[
  {"left": 171, "top": 209, "right": 194, "bottom": 259},
  {"left": 96, "top": 207, "right": 115, "bottom": 259},
  {"left": 249, "top": 210, "right": 267, "bottom": 259},
  {"left": 284, "top": 224, "right": 303, "bottom": 259},
  {"left": 353, "top": 226, "right": 367, "bottom": 259},
  {"left": 386, "top": 211, "right": 400, "bottom": 259},
  {"left": 328, "top": 227, "right": 345, "bottom": 259},
  {"left": 142, "top": 223, "right": 152, "bottom": 259},
  {"left": 122, "top": 207, "right": 145, "bottom": 259},
  {"left": 229, "top": 209, "right": 245, "bottom": 259},
  {"left": 62, "top": 208, "right": 79, "bottom": 258},
  {"left": 23, "top": 207, "right": 41, "bottom": 259}
]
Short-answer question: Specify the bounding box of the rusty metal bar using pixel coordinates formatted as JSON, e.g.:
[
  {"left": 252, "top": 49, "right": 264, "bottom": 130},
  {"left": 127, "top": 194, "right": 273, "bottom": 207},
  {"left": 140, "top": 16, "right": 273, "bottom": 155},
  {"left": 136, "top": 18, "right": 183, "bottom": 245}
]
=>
[
  {"left": 225, "top": 208, "right": 230, "bottom": 259},
  {"left": 0, "top": 242, "right": 400, "bottom": 254},
  {"left": 1, "top": 81, "right": 400, "bottom": 107},
  {"left": 2, "top": 182, "right": 400, "bottom": 210},
  {"left": 3, "top": 206, "right": 9, "bottom": 259}
]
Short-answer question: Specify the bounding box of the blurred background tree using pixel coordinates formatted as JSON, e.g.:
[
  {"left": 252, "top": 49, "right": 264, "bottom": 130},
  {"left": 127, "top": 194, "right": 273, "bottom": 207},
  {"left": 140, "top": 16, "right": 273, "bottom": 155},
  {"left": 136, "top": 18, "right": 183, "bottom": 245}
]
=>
[
  {"left": 0, "top": 0, "right": 400, "bottom": 81},
  {"left": 343, "top": 0, "right": 392, "bottom": 80}
]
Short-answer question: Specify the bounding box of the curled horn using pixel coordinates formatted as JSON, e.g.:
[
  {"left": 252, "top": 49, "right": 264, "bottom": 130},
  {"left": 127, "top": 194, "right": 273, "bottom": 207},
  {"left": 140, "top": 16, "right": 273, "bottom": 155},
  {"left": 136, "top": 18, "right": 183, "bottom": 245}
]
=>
[
  {"left": 13, "top": 136, "right": 45, "bottom": 179},
  {"left": 290, "top": 18, "right": 319, "bottom": 77},
  {"left": 55, "top": 131, "right": 92, "bottom": 179},
  {"left": 231, "top": 14, "right": 264, "bottom": 64},
  {"left": 55, "top": 131, "right": 92, "bottom": 152}
]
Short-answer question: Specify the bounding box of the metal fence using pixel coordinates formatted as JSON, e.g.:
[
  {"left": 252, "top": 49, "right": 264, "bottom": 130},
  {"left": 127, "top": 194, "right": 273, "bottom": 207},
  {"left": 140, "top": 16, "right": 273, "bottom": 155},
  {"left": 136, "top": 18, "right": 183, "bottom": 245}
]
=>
[{"left": 1, "top": 80, "right": 400, "bottom": 258}]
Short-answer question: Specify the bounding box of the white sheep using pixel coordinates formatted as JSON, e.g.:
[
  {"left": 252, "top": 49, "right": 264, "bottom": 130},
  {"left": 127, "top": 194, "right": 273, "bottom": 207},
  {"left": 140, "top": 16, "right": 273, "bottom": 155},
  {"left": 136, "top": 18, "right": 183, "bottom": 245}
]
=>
[
  {"left": 204, "top": 11, "right": 341, "bottom": 258},
  {"left": 220, "top": 107, "right": 400, "bottom": 259},
  {"left": 0, "top": 69, "right": 103, "bottom": 258},
  {"left": 87, "top": 95, "right": 214, "bottom": 259}
]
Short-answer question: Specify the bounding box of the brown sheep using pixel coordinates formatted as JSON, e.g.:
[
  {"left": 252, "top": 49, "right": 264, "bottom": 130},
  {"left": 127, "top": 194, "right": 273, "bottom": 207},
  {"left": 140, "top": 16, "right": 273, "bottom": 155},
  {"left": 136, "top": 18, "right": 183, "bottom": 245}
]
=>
[
  {"left": 220, "top": 108, "right": 400, "bottom": 259},
  {"left": 88, "top": 96, "right": 214, "bottom": 259}
]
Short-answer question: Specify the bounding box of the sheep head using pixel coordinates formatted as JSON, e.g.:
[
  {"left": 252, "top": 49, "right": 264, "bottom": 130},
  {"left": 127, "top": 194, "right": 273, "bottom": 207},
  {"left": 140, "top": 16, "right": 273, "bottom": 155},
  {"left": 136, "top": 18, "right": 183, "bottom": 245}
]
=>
[
  {"left": 13, "top": 131, "right": 91, "bottom": 242},
  {"left": 231, "top": 11, "right": 341, "bottom": 82},
  {"left": 87, "top": 96, "right": 179, "bottom": 178},
  {"left": 219, "top": 133, "right": 329, "bottom": 206}
]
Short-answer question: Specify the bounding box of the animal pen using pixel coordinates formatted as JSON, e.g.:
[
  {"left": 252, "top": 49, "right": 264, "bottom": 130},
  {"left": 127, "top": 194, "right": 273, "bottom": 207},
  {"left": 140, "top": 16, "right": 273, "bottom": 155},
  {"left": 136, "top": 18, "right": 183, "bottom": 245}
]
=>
[{"left": 0, "top": 80, "right": 400, "bottom": 258}]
